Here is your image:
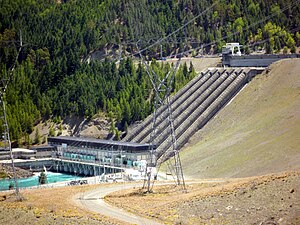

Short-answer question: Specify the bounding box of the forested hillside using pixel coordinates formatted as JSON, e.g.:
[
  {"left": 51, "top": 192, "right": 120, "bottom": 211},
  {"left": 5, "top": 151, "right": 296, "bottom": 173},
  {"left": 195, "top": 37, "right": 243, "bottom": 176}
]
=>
[{"left": 0, "top": 0, "right": 299, "bottom": 145}]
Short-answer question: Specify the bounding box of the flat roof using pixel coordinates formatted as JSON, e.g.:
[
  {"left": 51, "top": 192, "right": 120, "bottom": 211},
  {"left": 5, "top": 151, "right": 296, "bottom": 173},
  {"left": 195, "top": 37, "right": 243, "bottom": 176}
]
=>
[
  {"left": 48, "top": 136, "right": 155, "bottom": 151},
  {"left": 30, "top": 145, "right": 55, "bottom": 150},
  {"left": 12, "top": 148, "right": 36, "bottom": 153}
]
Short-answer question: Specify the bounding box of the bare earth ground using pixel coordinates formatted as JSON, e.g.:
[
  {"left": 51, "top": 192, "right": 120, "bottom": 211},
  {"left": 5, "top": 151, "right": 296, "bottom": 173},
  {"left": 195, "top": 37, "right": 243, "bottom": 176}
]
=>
[
  {"left": 106, "top": 172, "right": 300, "bottom": 225},
  {"left": 0, "top": 171, "right": 298, "bottom": 225},
  {"left": 0, "top": 184, "right": 124, "bottom": 225},
  {"left": 164, "top": 57, "right": 221, "bottom": 72}
]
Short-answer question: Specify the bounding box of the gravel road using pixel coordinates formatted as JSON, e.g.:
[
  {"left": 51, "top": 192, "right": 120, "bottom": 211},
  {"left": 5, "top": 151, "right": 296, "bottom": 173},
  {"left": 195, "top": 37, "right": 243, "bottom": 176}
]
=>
[{"left": 74, "top": 182, "right": 163, "bottom": 225}]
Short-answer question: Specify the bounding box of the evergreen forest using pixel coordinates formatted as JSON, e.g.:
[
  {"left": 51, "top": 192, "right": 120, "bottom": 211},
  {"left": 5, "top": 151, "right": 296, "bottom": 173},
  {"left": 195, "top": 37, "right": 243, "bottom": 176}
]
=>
[{"left": 0, "top": 0, "right": 299, "bottom": 144}]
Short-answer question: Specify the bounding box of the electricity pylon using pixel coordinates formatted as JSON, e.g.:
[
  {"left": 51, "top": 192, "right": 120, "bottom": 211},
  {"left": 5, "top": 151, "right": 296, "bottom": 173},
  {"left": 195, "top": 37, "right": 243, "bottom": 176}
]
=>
[
  {"left": 0, "top": 31, "right": 23, "bottom": 199},
  {"left": 136, "top": 44, "right": 186, "bottom": 192}
]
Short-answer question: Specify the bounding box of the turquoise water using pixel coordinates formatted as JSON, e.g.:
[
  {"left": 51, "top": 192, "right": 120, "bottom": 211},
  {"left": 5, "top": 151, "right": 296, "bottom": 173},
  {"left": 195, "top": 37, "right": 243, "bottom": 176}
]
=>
[{"left": 0, "top": 172, "right": 83, "bottom": 191}]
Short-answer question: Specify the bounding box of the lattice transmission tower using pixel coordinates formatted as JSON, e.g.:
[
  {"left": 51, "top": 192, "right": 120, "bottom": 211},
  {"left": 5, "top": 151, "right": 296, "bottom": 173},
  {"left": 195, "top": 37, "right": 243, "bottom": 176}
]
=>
[
  {"left": 136, "top": 44, "right": 186, "bottom": 192},
  {"left": 0, "top": 31, "right": 23, "bottom": 199}
]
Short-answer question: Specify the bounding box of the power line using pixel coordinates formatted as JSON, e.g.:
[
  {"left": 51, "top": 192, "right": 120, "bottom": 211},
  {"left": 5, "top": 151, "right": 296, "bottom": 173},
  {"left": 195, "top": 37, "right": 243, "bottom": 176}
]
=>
[
  {"left": 246, "top": 27, "right": 300, "bottom": 49},
  {"left": 0, "top": 30, "right": 23, "bottom": 200},
  {"left": 120, "top": 1, "right": 220, "bottom": 61},
  {"left": 172, "top": 0, "right": 300, "bottom": 58},
  {"left": 119, "top": 0, "right": 299, "bottom": 61}
]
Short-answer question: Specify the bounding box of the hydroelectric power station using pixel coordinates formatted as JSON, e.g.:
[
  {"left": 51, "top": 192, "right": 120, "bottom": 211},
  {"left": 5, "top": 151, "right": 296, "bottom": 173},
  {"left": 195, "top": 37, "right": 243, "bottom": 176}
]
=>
[
  {"left": 2, "top": 43, "right": 298, "bottom": 185},
  {"left": 1, "top": 136, "right": 154, "bottom": 178}
]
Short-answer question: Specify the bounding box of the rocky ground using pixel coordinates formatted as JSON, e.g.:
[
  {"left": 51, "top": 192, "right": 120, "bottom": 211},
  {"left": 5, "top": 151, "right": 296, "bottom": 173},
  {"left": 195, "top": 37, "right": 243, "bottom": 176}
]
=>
[
  {"left": 0, "top": 205, "right": 112, "bottom": 225},
  {"left": 0, "top": 164, "right": 33, "bottom": 179},
  {"left": 176, "top": 172, "right": 299, "bottom": 225},
  {"left": 106, "top": 171, "right": 300, "bottom": 224},
  {"left": 29, "top": 113, "right": 111, "bottom": 144}
]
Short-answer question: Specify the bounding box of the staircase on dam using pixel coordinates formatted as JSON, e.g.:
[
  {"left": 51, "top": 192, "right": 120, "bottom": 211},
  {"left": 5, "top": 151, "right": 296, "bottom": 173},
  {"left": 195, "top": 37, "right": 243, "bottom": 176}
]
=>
[{"left": 122, "top": 67, "right": 263, "bottom": 161}]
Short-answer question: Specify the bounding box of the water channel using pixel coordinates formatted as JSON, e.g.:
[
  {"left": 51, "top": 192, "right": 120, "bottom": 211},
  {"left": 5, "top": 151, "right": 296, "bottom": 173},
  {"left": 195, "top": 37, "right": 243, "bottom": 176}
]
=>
[{"left": 0, "top": 172, "right": 83, "bottom": 191}]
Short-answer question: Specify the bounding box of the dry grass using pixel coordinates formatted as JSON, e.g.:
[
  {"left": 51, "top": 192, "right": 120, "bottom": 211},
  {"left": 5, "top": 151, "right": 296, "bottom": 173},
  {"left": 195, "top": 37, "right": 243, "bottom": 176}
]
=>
[
  {"left": 106, "top": 171, "right": 300, "bottom": 224},
  {"left": 0, "top": 184, "right": 122, "bottom": 224}
]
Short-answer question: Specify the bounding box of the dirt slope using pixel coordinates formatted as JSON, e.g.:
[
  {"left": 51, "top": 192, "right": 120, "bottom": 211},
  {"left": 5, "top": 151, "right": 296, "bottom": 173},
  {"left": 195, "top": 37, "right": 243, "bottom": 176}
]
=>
[
  {"left": 164, "top": 57, "right": 221, "bottom": 72},
  {"left": 180, "top": 59, "right": 300, "bottom": 179}
]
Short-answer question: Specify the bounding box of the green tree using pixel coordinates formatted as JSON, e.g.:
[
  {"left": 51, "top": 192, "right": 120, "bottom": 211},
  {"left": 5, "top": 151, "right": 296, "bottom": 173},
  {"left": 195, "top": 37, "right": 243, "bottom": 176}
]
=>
[
  {"left": 38, "top": 172, "right": 47, "bottom": 185},
  {"left": 115, "top": 129, "right": 121, "bottom": 141},
  {"left": 49, "top": 126, "right": 55, "bottom": 137},
  {"left": 8, "top": 182, "right": 14, "bottom": 190},
  {"left": 124, "top": 121, "right": 128, "bottom": 134},
  {"left": 109, "top": 121, "right": 116, "bottom": 135},
  {"left": 35, "top": 128, "right": 41, "bottom": 144},
  {"left": 291, "top": 45, "right": 296, "bottom": 54}
]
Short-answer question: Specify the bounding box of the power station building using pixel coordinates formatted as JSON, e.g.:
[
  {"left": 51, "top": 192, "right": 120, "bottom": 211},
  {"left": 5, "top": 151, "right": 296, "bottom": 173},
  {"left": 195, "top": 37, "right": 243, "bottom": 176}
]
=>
[{"left": 48, "top": 136, "right": 154, "bottom": 168}]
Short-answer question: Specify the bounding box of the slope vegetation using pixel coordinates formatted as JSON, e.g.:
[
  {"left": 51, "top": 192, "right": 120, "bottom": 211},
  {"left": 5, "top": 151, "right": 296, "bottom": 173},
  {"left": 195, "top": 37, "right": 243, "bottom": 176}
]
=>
[{"left": 180, "top": 59, "right": 300, "bottom": 178}]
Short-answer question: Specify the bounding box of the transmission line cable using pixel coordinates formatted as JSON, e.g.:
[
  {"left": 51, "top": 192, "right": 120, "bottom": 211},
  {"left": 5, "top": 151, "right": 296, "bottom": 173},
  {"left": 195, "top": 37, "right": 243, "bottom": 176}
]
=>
[
  {"left": 120, "top": 1, "right": 220, "bottom": 61},
  {"left": 173, "top": 0, "right": 300, "bottom": 58},
  {"left": 0, "top": 31, "right": 24, "bottom": 199}
]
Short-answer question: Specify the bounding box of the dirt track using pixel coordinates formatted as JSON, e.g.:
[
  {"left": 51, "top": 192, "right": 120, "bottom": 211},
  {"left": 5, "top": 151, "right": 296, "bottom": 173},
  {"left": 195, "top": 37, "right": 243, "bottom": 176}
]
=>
[{"left": 74, "top": 182, "right": 162, "bottom": 225}]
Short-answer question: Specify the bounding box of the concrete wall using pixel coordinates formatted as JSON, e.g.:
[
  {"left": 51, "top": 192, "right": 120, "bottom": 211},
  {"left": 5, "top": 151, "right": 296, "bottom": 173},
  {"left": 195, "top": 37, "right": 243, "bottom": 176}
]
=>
[
  {"left": 4, "top": 159, "right": 54, "bottom": 172},
  {"left": 223, "top": 54, "right": 300, "bottom": 67},
  {"left": 3, "top": 159, "right": 122, "bottom": 175}
]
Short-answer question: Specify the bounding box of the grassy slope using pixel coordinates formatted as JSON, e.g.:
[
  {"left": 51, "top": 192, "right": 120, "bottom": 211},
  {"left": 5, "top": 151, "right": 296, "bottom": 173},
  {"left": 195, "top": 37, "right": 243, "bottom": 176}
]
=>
[{"left": 180, "top": 59, "right": 300, "bottom": 179}]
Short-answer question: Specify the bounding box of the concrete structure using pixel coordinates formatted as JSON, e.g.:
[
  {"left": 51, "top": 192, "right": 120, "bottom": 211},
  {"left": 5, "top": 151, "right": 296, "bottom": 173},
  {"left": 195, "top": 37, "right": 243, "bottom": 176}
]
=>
[
  {"left": 222, "top": 43, "right": 242, "bottom": 56},
  {"left": 48, "top": 136, "right": 154, "bottom": 169},
  {"left": 1, "top": 158, "right": 53, "bottom": 172},
  {"left": 0, "top": 137, "right": 153, "bottom": 177},
  {"left": 123, "top": 67, "right": 264, "bottom": 162},
  {"left": 221, "top": 42, "right": 300, "bottom": 67},
  {"left": 1, "top": 158, "right": 122, "bottom": 176},
  {"left": 0, "top": 148, "right": 37, "bottom": 160},
  {"left": 52, "top": 158, "right": 123, "bottom": 176},
  {"left": 30, "top": 145, "right": 55, "bottom": 158},
  {"left": 222, "top": 53, "right": 300, "bottom": 67}
]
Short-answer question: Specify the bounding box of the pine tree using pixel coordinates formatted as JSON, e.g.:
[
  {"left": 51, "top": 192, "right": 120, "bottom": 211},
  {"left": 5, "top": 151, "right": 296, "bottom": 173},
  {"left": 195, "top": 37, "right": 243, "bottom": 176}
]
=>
[
  {"left": 35, "top": 128, "right": 41, "bottom": 144},
  {"left": 49, "top": 126, "right": 55, "bottom": 137},
  {"left": 38, "top": 171, "right": 47, "bottom": 185}
]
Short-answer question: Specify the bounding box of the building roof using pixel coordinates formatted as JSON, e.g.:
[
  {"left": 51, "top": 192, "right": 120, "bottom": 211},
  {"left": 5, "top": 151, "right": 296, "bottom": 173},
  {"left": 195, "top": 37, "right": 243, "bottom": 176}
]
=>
[
  {"left": 48, "top": 136, "right": 155, "bottom": 152},
  {"left": 12, "top": 148, "right": 36, "bottom": 153},
  {"left": 30, "top": 145, "right": 55, "bottom": 151}
]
